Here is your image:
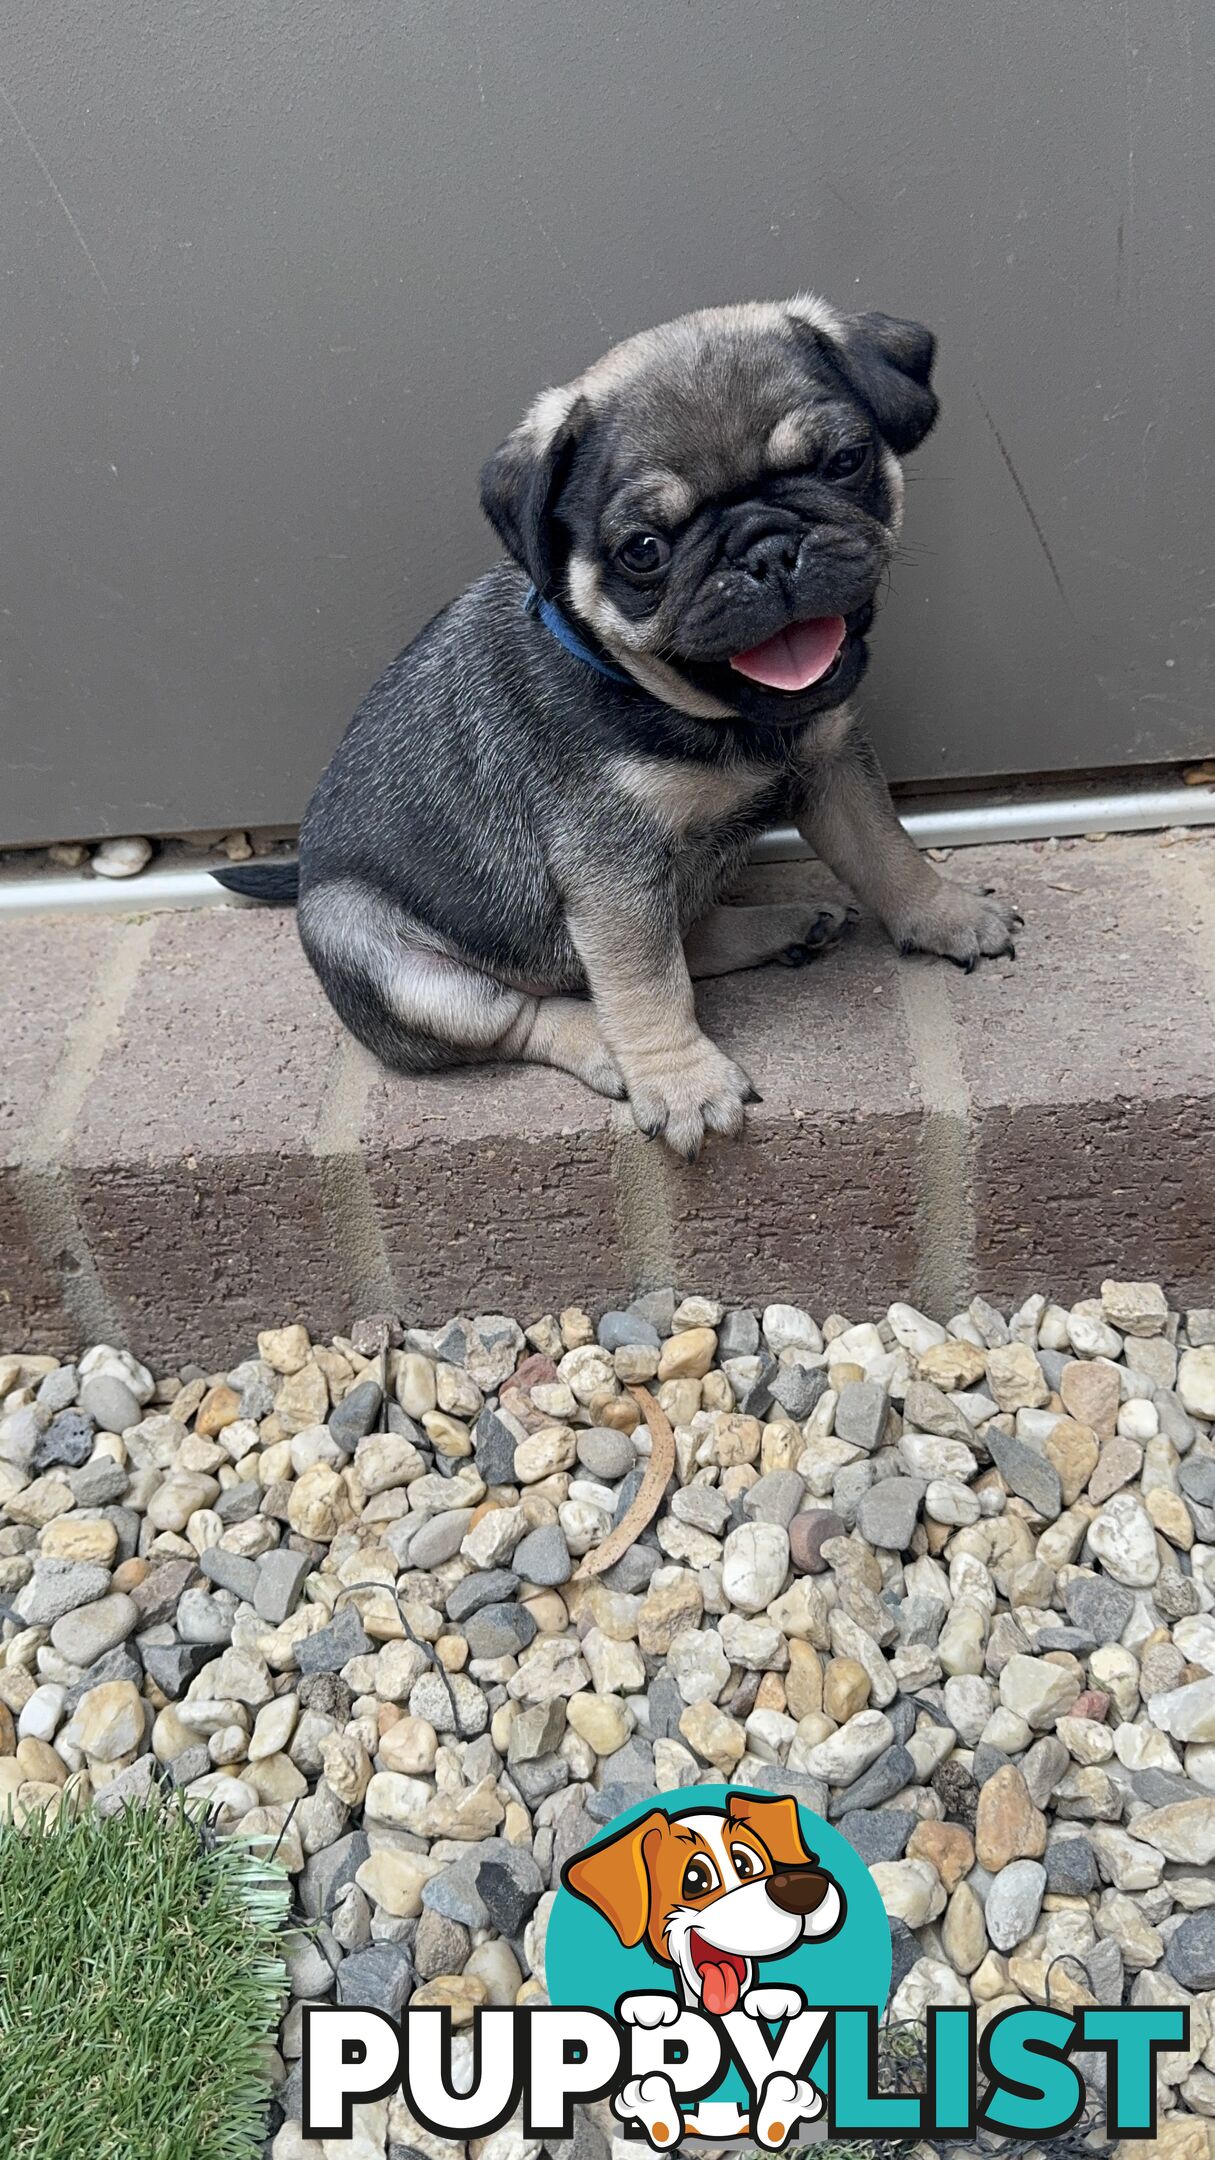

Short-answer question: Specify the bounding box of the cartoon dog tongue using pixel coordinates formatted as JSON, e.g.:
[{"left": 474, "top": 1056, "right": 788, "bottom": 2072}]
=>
[
  {"left": 729, "top": 614, "right": 846, "bottom": 692},
  {"left": 699, "top": 1953, "right": 743, "bottom": 2015}
]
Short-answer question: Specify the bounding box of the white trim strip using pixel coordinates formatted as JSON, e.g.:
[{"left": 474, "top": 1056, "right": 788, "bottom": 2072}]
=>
[{"left": 0, "top": 783, "right": 1211, "bottom": 917}]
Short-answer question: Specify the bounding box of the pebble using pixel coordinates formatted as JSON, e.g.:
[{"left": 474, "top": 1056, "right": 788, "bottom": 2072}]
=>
[{"left": 91, "top": 836, "right": 153, "bottom": 878}]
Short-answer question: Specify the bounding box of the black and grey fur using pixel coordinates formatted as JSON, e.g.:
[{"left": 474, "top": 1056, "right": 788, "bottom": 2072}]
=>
[{"left": 218, "top": 296, "right": 1019, "bottom": 1159}]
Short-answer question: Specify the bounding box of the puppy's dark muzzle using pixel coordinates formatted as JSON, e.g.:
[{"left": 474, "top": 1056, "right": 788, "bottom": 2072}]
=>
[{"left": 767, "top": 1866, "right": 833, "bottom": 1916}]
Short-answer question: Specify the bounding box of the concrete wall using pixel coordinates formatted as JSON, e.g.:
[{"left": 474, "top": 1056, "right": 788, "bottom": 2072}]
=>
[{"left": 2, "top": 0, "right": 1212, "bottom": 846}]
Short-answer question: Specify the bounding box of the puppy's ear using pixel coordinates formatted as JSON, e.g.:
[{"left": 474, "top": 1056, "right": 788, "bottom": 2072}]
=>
[
  {"left": 479, "top": 391, "right": 588, "bottom": 594},
  {"left": 790, "top": 299, "right": 938, "bottom": 456},
  {"left": 562, "top": 1809, "right": 668, "bottom": 1948},
  {"left": 726, "top": 1792, "right": 816, "bottom": 1869}
]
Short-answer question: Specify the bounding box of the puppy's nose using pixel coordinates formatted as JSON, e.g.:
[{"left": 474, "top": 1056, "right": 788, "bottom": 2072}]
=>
[
  {"left": 767, "top": 1867, "right": 832, "bottom": 1915},
  {"left": 743, "top": 531, "right": 801, "bottom": 584}
]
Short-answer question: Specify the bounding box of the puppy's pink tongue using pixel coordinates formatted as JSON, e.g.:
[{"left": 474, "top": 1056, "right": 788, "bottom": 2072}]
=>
[
  {"left": 729, "top": 615, "right": 846, "bottom": 691},
  {"left": 700, "top": 1959, "right": 742, "bottom": 2015}
]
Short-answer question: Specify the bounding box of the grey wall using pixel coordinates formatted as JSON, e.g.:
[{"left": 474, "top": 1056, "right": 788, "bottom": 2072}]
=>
[{"left": 2, "top": 0, "right": 1212, "bottom": 847}]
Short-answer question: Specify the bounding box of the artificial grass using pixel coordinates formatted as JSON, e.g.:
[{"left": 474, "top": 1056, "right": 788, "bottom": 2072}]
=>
[{"left": 0, "top": 1799, "right": 289, "bottom": 2160}]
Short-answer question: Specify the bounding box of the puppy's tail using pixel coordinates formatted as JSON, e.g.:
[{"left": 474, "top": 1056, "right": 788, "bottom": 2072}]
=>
[{"left": 210, "top": 861, "right": 300, "bottom": 905}]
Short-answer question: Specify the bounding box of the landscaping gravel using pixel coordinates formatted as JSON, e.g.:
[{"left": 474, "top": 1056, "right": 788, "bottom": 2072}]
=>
[{"left": 3, "top": 1282, "right": 1215, "bottom": 2158}]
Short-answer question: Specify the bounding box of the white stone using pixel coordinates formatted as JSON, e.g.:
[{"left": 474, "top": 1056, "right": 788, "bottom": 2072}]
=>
[
  {"left": 999, "top": 1653, "right": 1080, "bottom": 1729},
  {"left": 798, "top": 1708, "right": 893, "bottom": 1784},
  {"left": 1178, "top": 1348, "right": 1215, "bottom": 1420},
  {"left": 887, "top": 1303, "right": 948, "bottom": 1356},
  {"left": 721, "top": 1521, "right": 789, "bottom": 1613},
  {"left": 1150, "top": 1678, "right": 1215, "bottom": 1745},
  {"left": 762, "top": 1304, "right": 823, "bottom": 1355},
  {"left": 870, "top": 1858, "right": 946, "bottom": 1927},
  {"left": 667, "top": 1628, "right": 731, "bottom": 1705},
  {"left": 1087, "top": 1492, "right": 1161, "bottom": 1587},
  {"left": 92, "top": 836, "right": 154, "bottom": 879}
]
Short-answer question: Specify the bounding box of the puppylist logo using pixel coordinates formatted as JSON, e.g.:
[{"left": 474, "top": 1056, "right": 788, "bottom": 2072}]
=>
[{"left": 303, "top": 1785, "right": 1187, "bottom": 2148}]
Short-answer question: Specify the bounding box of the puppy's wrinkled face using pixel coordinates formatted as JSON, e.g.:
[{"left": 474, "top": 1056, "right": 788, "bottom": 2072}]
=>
[{"left": 481, "top": 297, "right": 938, "bottom": 724}]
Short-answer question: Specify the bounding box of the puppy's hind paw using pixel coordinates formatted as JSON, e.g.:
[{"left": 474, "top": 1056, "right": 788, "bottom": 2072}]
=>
[
  {"left": 755, "top": 2073, "right": 822, "bottom": 2148},
  {"left": 776, "top": 900, "right": 858, "bottom": 967}
]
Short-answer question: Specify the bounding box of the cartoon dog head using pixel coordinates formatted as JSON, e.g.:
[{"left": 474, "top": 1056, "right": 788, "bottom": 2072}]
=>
[{"left": 562, "top": 1794, "right": 844, "bottom": 2013}]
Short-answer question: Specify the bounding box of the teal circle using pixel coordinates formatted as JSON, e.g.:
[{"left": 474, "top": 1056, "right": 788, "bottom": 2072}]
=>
[{"left": 546, "top": 1783, "right": 891, "bottom": 2104}]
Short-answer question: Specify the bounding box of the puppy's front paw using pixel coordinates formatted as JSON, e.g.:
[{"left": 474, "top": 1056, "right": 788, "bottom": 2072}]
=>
[
  {"left": 743, "top": 1983, "right": 806, "bottom": 2023},
  {"left": 618, "top": 1992, "right": 681, "bottom": 2028},
  {"left": 627, "top": 1037, "right": 757, "bottom": 1162},
  {"left": 893, "top": 880, "right": 1022, "bottom": 971}
]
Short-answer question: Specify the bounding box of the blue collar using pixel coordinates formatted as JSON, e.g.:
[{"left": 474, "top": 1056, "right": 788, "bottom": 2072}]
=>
[{"left": 524, "top": 583, "right": 635, "bottom": 686}]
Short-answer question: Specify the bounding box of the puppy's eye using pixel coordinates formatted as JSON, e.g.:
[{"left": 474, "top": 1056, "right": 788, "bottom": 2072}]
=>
[
  {"left": 823, "top": 443, "right": 870, "bottom": 482},
  {"left": 615, "top": 531, "right": 671, "bottom": 581},
  {"left": 731, "top": 1845, "right": 764, "bottom": 1880},
  {"left": 682, "top": 1856, "right": 719, "bottom": 1899}
]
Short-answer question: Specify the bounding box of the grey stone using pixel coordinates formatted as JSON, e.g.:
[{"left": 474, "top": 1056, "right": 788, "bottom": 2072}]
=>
[
  {"left": 0, "top": 1405, "right": 49, "bottom": 1468},
  {"left": 895, "top": 1594, "right": 947, "bottom": 1647},
  {"left": 14, "top": 1558, "right": 113, "bottom": 1626},
  {"left": 50, "top": 1592, "right": 139, "bottom": 1666},
  {"left": 601, "top": 1543, "right": 660, "bottom": 1593},
  {"left": 833, "top": 1381, "right": 890, "bottom": 1453},
  {"left": 508, "top": 1699, "right": 566, "bottom": 1763},
  {"left": 1034, "top": 1627, "right": 1095, "bottom": 1654},
  {"left": 36, "top": 1366, "right": 79, "bottom": 1413},
  {"left": 1022, "top": 1735, "right": 1070, "bottom": 1809},
  {"left": 837, "top": 1810, "right": 915, "bottom": 1863},
  {"left": 1044, "top": 1836, "right": 1097, "bottom": 1894},
  {"left": 717, "top": 1309, "right": 760, "bottom": 1359},
  {"left": 405, "top": 1512, "right": 472, "bottom": 1567},
  {"left": 177, "top": 1587, "right": 235, "bottom": 1643},
  {"left": 855, "top": 1477, "right": 925, "bottom": 1551},
  {"left": 446, "top": 1568, "right": 520, "bottom": 1622},
  {"left": 475, "top": 1845, "right": 544, "bottom": 1935},
  {"left": 298, "top": 1673, "right": 353, "bottom": 1721},
  {"left": 473, "top": 1407, "right": 524, "bottom": 1486},
  {"left": 987, "top": 1429, "right": 1062, "bottom": 1520},
  {"left": 888, "top": 1918, "right": 919, "bottom": 1996},
  {"left": 77, "top": 1375, "right": 143, "bottom": 1434},
  {"left": 586, "top": 1780, "right": 653, "bottom": 1823},
  {"left": 971, "top": 1744, "right": 1011, "bottom": 1785},
  {"left": 769, "top": 1365, "right": 828, "bottom": 1421},
  {"left": 576, "top": 1427, "right": 638, "bottom": 1481},
  {"left": 142, "top": 1641, "right": 215, "bottom": 1695},
  {"left": 253, "top": 1548, "right": 313, "bottom": 1624},
  {"left": 742, "top": 1470, "right": 806, "bottom": 1528},
  {"left": 335, "top": 1944, "right": 413, "bottom": 2015},
  {"left": 422, "top": 1854, "right": 487, "bottom": 1930},
  {"left": 228, "top": 1358, "right": 278, "bottom": 1421},
  {"left": 512, "top": 1524, "right": 572, "bottom": 1587},
  {"left": 200, "top": 1547, "right": 261, "bottom": 1602},
  {"left": 1132, "top": 1769, "right": 1202, "bottom": 1809},
  {"left": 610, "top": 1466, "right": 646, "bottom": 1530},
  {"left": 596, "top": 1311, "right": 660, "bottom": 1351},
  {"left": 299, "top": 1831, "right": 370, "bottom": 1919},
  {"left": 629, "top": 1288, "right": 676, "bottom": 1335},
  {"left": 745, "top": 1766, "right": 828, "bottom": 1816},
  {"left": 1156, "top": 1568, "right": 1201, "bottom": 1620},
  {"left": 985, "top": 1860, "right": 1046, "bottom": 1950},
  {"left": 328, "top": 1380, "right": 383, "bottom": 1452},
  {"left": 1165, "top": 1911, "right": 1215, "bottom": 1990},
  {"left": 1159, "top": 1393, "right": 1199, "bottom": 1454},
  {"left": 67, "top": 1459, "right": 129, "bottom": 1506},
  {"left": 734, "top": 1353, "right": 776, "bottom": 1419},
  {"left": 1085, "top": 1937, "right": 1125, "bottom": 2007},
  {"left": 886, "top": 1699, "right": 917, "bottom": 1745},
  {"left": 168, "top": 1744, "right": 212, "bottom": 1787},
  {"left": 92, "top": 1754, "right": 160, "bottom": 1816},
  {"left": 286, "top": 1928, "right": 339, "bottom": 1999},
  {"left": 213, "top": 1481, "right": 260, "bottom": 1524},
  {"left": 464, "top": 1602, "right": 537, "bottom": 1661},
  {"left": 1180, "top": 1456, "right": 1215, "bottom": 1509},
  {"left": 295, "top": 1605, "right": 371, "bottom": 1674},
  {"left": 33, "top": 1410, "right": 96, "bottom": 1471},
  {"left": 646, "top": 1676, "right": 684, "bottom": 1740},
  {"left": 1036, "top": 1350, "right": 1069, "bottom": 1392},
  {"left": 414, "top": 1908, "right": 471, "bottom": 1979},
  {"left": 62, "top": 1644, "right": 144, "bottom": 1717},
  {"left": 409, "top": 1670, "right": 488, "bottom": 1736}
]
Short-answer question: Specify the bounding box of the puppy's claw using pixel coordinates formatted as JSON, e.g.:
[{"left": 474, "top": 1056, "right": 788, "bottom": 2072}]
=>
[{"left": 743, "top": 1082, "right": 763, "bottom": 1104}]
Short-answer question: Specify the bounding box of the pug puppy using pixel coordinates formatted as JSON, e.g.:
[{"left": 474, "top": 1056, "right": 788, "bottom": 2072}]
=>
[{"left": 218, "top": 296, "right": 1019, "bottom": 1159}]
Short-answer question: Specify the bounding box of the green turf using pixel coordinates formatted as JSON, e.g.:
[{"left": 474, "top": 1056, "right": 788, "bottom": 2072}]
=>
[{"left": 0, "top": 1798, "right": 289, "bottom": 2160}]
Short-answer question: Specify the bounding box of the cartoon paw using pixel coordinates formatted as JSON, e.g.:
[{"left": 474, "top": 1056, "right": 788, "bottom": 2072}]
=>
[
  {"left": 743, "top": 1984, "right": 806, "bottom": 2023},
  {"left": 755, "top": 2072, "right": 822, "bottom": 2149},
  {"left": 618, "top": 1992, "right": 681, "bottom": 2028},
  {"left": 614, "top": 2072, "right": 683, "bottom": 2150}
]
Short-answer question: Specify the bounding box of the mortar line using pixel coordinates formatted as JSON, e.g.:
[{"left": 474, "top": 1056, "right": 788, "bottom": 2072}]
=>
[
  {"left": 1157, "top": 840, "right": 1215, "bottom": 1011},
  {"left": 17, "top": 915, "right": 158, "bottom": 1347},
  {"left": 608, "top": 1102, "right": 675, "bottom": 1295},
  {"left": 895, "top": 959, "right": 975, "bottom": 1319},
  {"left": 310, "top": 1036, "right": 396, "bottom": 1319}
]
